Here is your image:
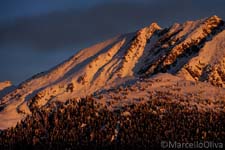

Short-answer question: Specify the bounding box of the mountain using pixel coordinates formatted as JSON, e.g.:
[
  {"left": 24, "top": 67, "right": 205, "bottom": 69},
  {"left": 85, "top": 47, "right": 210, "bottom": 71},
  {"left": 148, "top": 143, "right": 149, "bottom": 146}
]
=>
[
  {"left": 0, "top": 15, "right": 225, "bottom": 130},
  {"left": 94, "top": 73, "right": 225, "bottom": 112},
  {"left": 1, "top": 73, "right": 225, "bottom": 149}
]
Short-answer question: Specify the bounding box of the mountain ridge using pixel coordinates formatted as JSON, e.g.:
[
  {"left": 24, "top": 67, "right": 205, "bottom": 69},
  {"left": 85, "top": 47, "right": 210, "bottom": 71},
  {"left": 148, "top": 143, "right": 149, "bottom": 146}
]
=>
[{"left": 0, "top": 15, "right": 225, "bottom": 129}]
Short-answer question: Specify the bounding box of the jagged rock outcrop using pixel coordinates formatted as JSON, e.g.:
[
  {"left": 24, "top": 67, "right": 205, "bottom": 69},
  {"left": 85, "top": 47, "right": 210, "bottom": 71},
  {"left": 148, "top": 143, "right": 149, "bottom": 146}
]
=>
[{"left": 139, "top": 15, "right": 224, "bottom": 76}]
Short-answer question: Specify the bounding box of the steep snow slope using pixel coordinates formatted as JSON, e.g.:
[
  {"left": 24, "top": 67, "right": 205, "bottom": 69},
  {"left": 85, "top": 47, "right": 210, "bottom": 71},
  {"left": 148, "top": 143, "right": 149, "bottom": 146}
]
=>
[
  {"left": 26, "top": 23, "right": 160, "bottom": 109},
  {"left": 0, "top": 16, "right": 225, "bottom": 129},
  {"left": 0, "top": 36, "right": 124, "bottom": 129},
  {"left": 0, "top": 23, "right": 161, "bottom": 129}
]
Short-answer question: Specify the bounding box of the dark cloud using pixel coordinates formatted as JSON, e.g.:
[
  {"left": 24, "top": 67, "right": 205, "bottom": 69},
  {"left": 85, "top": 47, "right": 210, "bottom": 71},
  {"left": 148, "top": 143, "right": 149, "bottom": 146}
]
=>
[{"left": 0, "top": 0, "right": 224, "bottom": 51}]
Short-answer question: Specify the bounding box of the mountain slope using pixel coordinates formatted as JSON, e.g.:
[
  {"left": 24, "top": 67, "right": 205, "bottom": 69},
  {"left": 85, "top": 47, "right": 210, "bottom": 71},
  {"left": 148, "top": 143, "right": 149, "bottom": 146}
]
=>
[
  {"left": 178, "top": 29, "right": 225, "bottom": 86},
  {"left": 0, "top": 16, "right": 225, "bottom": 129},
  {"left": 1, "top": 73, "right": 225, "bottom": 149},
  {"left": 94, "top": 73, "right": 225, "bottom": 112}
]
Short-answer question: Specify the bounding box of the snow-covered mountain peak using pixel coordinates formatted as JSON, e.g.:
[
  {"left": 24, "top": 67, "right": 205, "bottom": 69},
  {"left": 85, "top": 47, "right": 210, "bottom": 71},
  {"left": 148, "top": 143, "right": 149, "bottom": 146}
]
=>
[
  {"left": 0, "top": 16, "right": 225, "bottom": 129},
  {"left": 137, "top": 22, "right": 161, "bottom": 39}
]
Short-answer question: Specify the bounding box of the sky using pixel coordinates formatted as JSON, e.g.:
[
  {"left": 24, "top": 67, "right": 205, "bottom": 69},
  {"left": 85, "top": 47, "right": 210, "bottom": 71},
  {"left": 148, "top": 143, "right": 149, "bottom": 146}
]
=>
[{"left": 0, "top": 0, "right": 225, "bottom": 84}]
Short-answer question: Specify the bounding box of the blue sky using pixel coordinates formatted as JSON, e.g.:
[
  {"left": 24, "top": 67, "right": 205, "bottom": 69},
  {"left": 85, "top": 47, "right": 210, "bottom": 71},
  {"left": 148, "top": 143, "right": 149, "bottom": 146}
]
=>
[{"left": 0, "top": 0, "right": 225, "bottom": 84}]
